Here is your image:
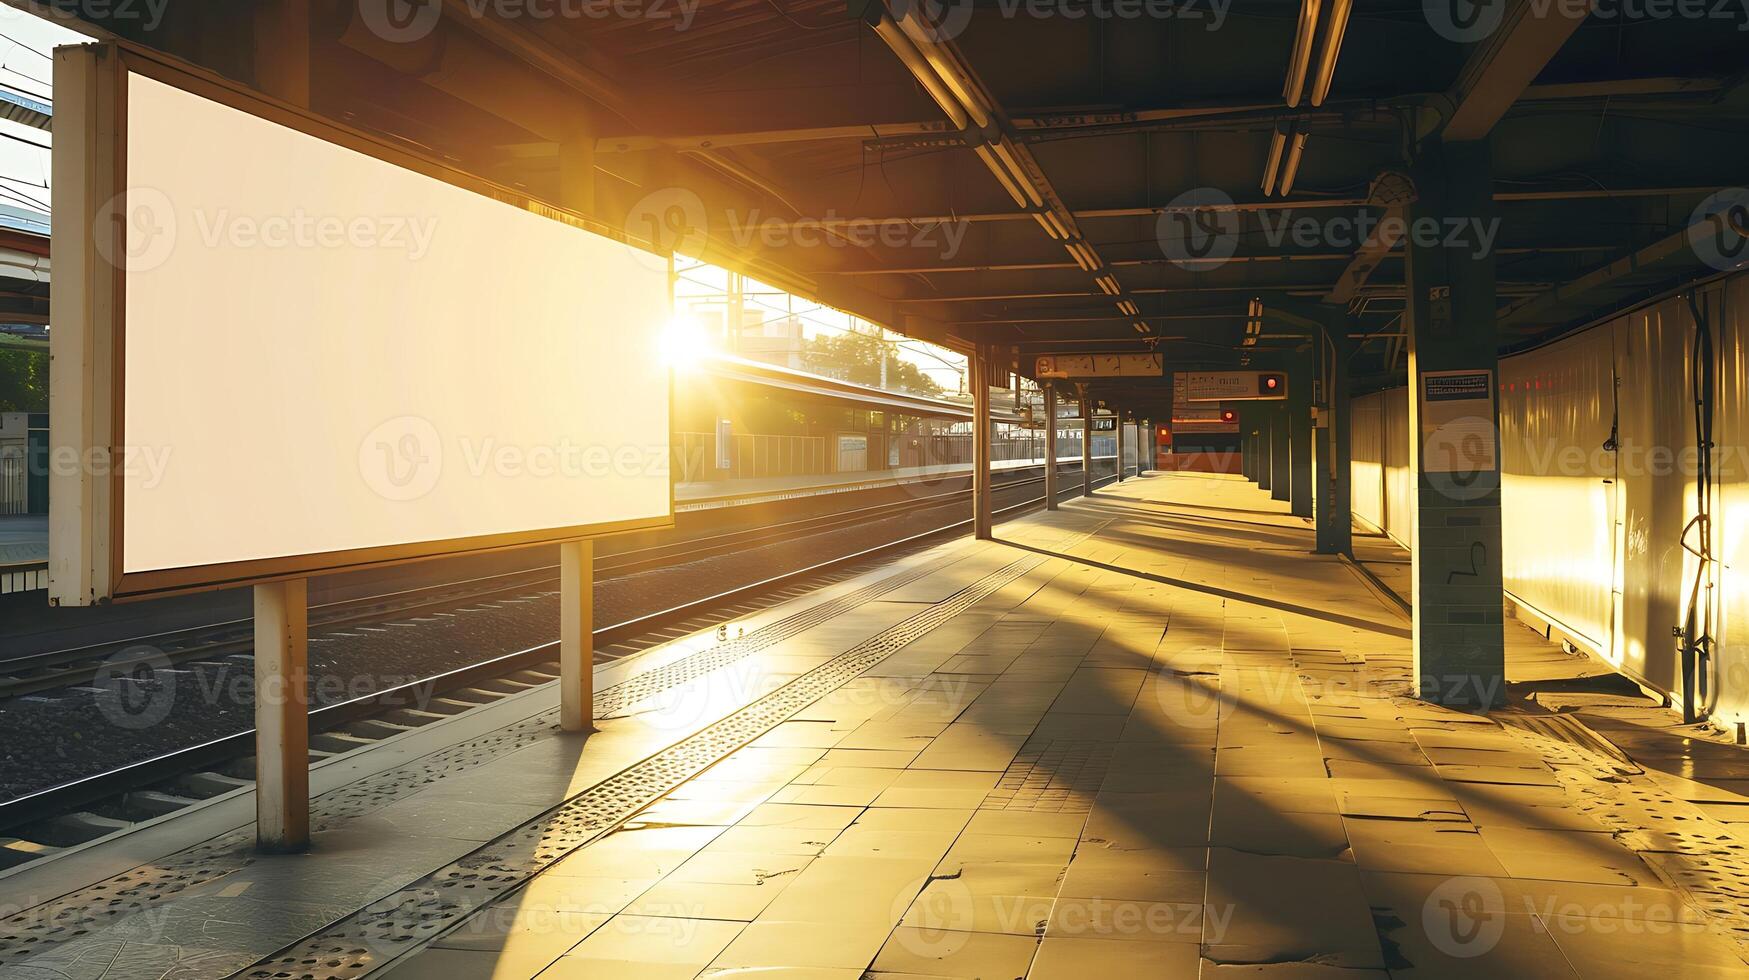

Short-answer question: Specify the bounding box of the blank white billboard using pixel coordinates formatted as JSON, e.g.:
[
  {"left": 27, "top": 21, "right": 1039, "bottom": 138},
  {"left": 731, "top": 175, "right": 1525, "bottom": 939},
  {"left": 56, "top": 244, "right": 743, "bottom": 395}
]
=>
[{"left": 54, "top": 53, "right": 672, "bottom": 601}]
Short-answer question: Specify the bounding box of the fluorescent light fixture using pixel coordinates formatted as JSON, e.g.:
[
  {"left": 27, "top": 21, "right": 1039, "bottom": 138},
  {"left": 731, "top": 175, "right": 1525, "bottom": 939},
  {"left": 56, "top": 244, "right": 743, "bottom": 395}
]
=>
[
  {"left": 991, "top": 141, "right": 1044, "bottom": 207},
  {"left": 1261, "top": 124, "right": 1287, "bottom": 196},
  {"left": 1280, "top": 130, "right": 1309, "bottom": 195},
  {"left": 1283, "top": 0, "right": 1322, "bottom": 107},
  {"left": 894, "top": 14, "right": 992, "bottom": 128},
  {"left": 1309, "top": 0, "right": 1353, "bottom": 106},
  {"left": 974, "top": 143, "right": 1030, "bottom": 207},
  {"left": 1032, "top": 210, "right": 1062, "bottom": 239},
  {"left": 871, "top": 18, "right": 969, "bottom": 129},
  {"left": 1066, "top": 242, "right": 1092, "bottom": 270},
  {"left": 1044, "top": 210, "right": 1072, "bottom": 239}
]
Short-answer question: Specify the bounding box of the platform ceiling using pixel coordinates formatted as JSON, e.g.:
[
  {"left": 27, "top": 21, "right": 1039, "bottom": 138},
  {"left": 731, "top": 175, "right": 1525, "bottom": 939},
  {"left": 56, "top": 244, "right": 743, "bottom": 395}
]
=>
[{"left": 28, "top": 0, "right": 1749, "bottom": 411}]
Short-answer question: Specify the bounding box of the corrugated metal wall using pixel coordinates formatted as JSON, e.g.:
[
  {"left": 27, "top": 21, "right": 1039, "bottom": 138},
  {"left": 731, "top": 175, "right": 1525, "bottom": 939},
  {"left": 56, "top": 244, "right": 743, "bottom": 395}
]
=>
[
  {"left": 1348, "top": 272, "right": 1749, "bottom": 726},
  {"left": 1350, "top": 386, "right": 1413, "bottom": 545}
]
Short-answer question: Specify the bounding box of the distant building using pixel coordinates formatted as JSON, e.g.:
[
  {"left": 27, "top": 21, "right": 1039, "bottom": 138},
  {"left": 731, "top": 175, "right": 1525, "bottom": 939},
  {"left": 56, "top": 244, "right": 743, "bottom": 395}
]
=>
[{"left": 736, "top": 314, "right": 808, "bottom": 371}]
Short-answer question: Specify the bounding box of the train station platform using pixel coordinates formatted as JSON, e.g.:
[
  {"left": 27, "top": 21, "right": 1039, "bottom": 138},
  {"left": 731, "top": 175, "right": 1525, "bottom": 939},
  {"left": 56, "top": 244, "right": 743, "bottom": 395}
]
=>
[
  {"left": 0, "top": 515, "right": 47, "bottom": 595},
  {"left": 4, "top": 472, "right": 1748, "bottom": 979},
  {"left": 675, "top": 456, "right": 1109, "bottom": 510}
]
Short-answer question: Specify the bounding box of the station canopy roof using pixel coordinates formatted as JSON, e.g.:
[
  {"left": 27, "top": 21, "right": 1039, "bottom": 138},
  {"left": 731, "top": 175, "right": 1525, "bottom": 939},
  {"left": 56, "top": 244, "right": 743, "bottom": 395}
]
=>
[{"left": 49, "top": 2, "right": 1749, "bottom": 413}]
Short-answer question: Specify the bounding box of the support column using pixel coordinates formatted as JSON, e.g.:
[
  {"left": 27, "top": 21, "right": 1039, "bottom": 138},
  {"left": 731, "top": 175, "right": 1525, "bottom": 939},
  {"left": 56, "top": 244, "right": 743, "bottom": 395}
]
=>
[
  {"left": 560, "top": 539, "right": 595, "bottom": 732},
  {"left": 1406, "top": 141, "right": 1505, "bottom": 711},
  {"left": 1115, "top": 407, "right": 1126, "bottom": 482},
  {"left": 1079, "top": 385, "right": 1094, "bottom": 496},
  {"left": 1288, "top": 352, "right": 1314, "bottom": 519},
  {"left": 1269, "top": 404, "right": 1291, "bottom": 503},
  {"left": 973, "top": 345, "right": 993, "bottom": 539},
  {"left": 1254, "top": 409, "right": 1272, "bottom": 491},
  {"left": 1043, "top": 385, "right": 1060, "bottom": 509},
  {"left": 1316, "top": 328, "right": 1354, "bottom": 555},
  {"left": 1238, "top": 407, "right": 1253, "bottom": 480},
  {"left": 254, "top": 578, "right": 308, "bottom": 853}
]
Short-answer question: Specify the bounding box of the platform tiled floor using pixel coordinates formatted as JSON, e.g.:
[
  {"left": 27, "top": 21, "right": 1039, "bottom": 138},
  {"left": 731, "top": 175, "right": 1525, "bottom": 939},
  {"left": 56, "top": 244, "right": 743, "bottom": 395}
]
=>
[{"left": 9, "top": 472, "right": 1749, "bottom": 979}]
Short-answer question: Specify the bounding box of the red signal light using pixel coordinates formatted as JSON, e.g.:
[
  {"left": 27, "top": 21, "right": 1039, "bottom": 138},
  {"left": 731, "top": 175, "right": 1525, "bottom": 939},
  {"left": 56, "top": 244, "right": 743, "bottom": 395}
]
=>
[{"left": 1220, "top": 409, "right": 1236, "bottom": 423}]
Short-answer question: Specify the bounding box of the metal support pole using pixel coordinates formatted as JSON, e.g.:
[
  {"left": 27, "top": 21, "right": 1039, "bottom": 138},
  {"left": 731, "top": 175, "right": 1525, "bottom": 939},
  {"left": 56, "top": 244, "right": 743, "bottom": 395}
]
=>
[
  {"left": 1270, "top": 405, "right": 1291, "bottom": 502},
  {"left": 254, "top": 578, "right": 309, "bottom": 853},
  {"left": 1316, "top": 329, "right": 1354, "bottom": 555},
  {"left": 1407, "top": 140, "right": 1505, "bottom": 710},
  {"left": 560, "top": 539, "right": 595, "bottom": 732},
  {"left": 1079, "top": 385, "right": 1094, "bottom": 496},
  {"left": 1288, "top": 352, "right": 1315, "bottom": 519},
  {"left": 1043, "top": 385, "right": 1059, "bottom": 509},
  {"left": 1115, "top": 408, "right": 1126, "bottom": 482},
  {"left": 1256, "top": 410, "right": 1273, "bottom": 492},
  {"left": 972, "top": 345, "right": 994, "bottom": 539}
]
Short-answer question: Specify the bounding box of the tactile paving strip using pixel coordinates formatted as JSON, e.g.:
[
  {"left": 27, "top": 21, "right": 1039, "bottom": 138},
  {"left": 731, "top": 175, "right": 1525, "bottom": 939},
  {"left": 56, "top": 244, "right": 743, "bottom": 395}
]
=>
[
  {"left": 0, "top": 550, "right": 961, "bottom": 972},
  {"left": 240, "top": 549, "right": 1063, "bottom": 979},
  {"left": 982, "top": 739, "right": 1115, "bottom": 813},
  {"left": 1507, "top": 725, "right": 1749, "bottom": 954}
]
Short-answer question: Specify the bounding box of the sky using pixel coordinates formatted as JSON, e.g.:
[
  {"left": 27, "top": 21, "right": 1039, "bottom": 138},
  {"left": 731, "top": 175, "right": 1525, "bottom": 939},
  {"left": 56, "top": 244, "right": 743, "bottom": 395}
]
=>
[{"left": 0, "top": 6, "right": 82, "bottom": 216}]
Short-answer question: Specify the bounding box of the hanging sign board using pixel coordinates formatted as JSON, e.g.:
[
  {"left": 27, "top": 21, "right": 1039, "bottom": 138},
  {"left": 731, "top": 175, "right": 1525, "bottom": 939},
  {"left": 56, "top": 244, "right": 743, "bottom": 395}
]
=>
[
  {"left": 1036, "top": 353, "right": 1163, "bottom": 379},
  {"left": 1183, "top": 371, "right": 1287, "bottom": 401}
]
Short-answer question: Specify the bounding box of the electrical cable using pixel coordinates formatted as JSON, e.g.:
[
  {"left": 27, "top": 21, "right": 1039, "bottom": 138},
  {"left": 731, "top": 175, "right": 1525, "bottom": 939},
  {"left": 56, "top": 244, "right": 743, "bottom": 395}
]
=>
[{"left": 1679, "top": 287, "right": 1718, "bottom": 723}]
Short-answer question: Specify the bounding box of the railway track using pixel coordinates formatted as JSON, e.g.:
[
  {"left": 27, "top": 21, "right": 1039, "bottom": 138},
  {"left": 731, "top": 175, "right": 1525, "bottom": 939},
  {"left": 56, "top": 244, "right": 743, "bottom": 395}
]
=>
[
  {"left": 0, "top": 470, "right": 1120, "bottom": 872},
  {"left": 0, "top": 469, "right": 1056, "bottom": 700}
]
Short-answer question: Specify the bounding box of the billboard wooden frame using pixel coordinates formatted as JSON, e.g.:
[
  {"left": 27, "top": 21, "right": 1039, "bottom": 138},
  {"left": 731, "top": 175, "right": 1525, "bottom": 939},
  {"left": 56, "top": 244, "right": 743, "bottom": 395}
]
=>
[{"left": 50, "top": 42, "right": 676, "bottom": 605}]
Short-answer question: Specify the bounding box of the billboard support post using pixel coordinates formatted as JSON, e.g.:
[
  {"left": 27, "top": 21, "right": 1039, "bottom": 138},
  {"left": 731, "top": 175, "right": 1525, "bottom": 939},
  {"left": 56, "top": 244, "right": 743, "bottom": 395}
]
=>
[
  {"left": 561, "top": 540, "right": 596, "bottom": 733},
  {"left": 1043, "top": 386, "right": 1059, "bottom": 510},
  {"left": 254, "top": 577, "right": 310, "bottom": 853}
]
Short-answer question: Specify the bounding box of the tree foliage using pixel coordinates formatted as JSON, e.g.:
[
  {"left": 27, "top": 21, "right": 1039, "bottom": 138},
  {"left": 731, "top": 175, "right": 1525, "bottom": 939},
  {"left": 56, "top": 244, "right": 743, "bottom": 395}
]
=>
[
  {"left": 801, "top": 330, "right": 943, "bottom": 396},
  {"left": 0, "top": 350, "right": 47, "bottom": 412}
]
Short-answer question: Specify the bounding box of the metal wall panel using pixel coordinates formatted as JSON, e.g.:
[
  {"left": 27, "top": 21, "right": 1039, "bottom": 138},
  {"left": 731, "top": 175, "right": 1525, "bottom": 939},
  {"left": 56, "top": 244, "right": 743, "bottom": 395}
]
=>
[
  {"left": 1497, "top": 324, "right": 1616, "bottom": 657},
  {"left": 1702, "top": 275, "right": 1749, "bottom": 725},
  {"left": 1615, "top": 301, "right": 1695, "bottom": 694},
  {"left": 1350, "top": 389, "right": 1413, "bottom": 546},
  {"left": 1346, "top": 270, "right": 1749, "bottom": 727},
  {"left": 1381, "top": 390, "right": 1414, "bottom": 546},
  {"left": 1351, "top": 393, "right": 1386, "bottom": 532}
]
